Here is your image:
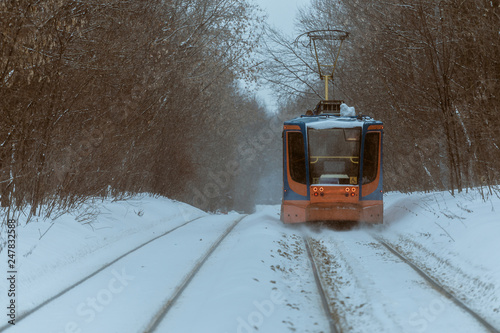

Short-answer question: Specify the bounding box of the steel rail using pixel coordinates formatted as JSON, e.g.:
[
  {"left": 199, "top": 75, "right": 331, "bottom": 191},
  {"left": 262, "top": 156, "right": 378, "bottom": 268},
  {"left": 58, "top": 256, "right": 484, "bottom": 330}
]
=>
[
  {"left": 303, "top": 236, "right": 339, "bottom": 333},
  {"left": 377, "top": 238, "right": 500, "bottom": 333},
  {"left": 143, "top": 215, "right": 247, "bottom": 332},
  {"left": 0, "top": 215, "right": 205, "bottom": 332}
]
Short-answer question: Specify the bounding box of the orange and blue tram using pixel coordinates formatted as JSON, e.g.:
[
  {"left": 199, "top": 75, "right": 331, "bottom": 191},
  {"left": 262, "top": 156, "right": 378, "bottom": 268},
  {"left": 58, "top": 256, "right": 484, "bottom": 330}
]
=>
[{"left": 281, "top": 104, "right": 383, "bottom": 224}]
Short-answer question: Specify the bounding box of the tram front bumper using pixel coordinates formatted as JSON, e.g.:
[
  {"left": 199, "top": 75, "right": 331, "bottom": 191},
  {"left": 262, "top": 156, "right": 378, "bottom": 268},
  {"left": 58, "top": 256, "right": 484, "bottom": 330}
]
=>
[
  {"left": 307, "top": 202, "right": 361, "bottom": 221},
  {"left": 282, "top": 201, "right": 383, "bottom": 224}
]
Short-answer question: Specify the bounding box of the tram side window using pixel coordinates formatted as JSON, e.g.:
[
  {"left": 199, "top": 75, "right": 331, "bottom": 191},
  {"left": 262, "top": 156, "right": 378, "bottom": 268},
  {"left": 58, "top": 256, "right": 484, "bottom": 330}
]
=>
[
  {"left": 362, "top": 133, "right": 380, "bottom": 184},
  {"left": 288, "top": 132, "right": 307, "bottom": 184}
]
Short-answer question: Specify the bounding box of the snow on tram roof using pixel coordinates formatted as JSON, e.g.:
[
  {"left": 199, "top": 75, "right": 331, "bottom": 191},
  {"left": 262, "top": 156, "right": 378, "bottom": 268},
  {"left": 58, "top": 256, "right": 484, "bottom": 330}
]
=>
[
  {"left": 285, "top": 114, "right": 382, "bottom": 129},
  {"left": 284, "top": 103, "right": 382, "bottom": 129},
  {"left": 306, "top": 116, "right": 364, "bottom": 129}
]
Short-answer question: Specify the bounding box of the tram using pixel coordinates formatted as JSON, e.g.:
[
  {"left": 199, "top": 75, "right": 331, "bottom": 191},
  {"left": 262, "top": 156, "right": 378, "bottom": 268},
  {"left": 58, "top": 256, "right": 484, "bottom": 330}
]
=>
[
  {"left": 281, "top": 100, "right": 383, "bottom": 223},
  {"left": 280, "top": 29, "right": 383, "bottom": 224}
]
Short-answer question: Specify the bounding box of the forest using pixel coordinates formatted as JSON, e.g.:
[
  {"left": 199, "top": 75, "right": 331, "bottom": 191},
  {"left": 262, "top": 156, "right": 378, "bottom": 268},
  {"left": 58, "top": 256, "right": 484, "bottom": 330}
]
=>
[
  {"left": 265, "top": 0, "right": 500, "bottom": 196},
  {"left": 0, "top": 0, "right": 269, "bottom": 218},
  {"left": 0, "top": 0, "right": 498, "bottom": 220}
]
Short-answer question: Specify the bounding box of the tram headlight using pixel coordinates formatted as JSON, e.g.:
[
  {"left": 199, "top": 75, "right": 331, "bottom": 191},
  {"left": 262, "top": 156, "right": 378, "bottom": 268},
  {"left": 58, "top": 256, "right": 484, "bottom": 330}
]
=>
[
  {"left": 313, "top": 187, "right": 318, "bottom": 192},
  {"left": 345, "top": 187, "right": 350, "bottom": 192},
  {"left": 319, "top": 187, "right": 324, "bottom": 192}
]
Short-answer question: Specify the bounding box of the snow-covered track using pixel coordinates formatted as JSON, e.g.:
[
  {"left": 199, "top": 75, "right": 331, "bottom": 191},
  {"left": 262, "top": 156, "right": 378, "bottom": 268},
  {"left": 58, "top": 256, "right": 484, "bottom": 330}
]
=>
[
  {"left": 376, "top": 238, "right": 500, "bottom": 333},
  {"left": 143, "top": 215, "right": 247, "bottom": 332},
  {"left": 303, "top": 227, "right": 495, "bottom": 332},
  {"left": 303, "top": 236, "right": 339, "bottom": 333},
  {"left": 0, "top": 215, "right": 205, "bottom": 332}
]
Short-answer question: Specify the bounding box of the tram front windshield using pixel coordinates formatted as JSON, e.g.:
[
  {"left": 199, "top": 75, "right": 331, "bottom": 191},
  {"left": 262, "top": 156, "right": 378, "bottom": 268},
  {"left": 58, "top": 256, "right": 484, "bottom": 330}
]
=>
[{"left": 308, "top": 128, "right": 360, "bottom": 185}]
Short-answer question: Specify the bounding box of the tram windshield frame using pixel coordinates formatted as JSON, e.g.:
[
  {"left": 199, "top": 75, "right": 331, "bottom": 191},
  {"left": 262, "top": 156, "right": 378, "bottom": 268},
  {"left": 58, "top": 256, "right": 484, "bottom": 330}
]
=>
[{"left": 307, "top": 127, "right": 361, "bottom": 185}]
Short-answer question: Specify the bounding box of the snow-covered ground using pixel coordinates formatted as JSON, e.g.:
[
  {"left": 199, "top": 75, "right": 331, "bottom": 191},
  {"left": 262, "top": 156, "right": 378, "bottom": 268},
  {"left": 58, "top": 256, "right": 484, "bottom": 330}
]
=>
[{"left": 0, "top": 190, "right": 498, "bottom": 332}]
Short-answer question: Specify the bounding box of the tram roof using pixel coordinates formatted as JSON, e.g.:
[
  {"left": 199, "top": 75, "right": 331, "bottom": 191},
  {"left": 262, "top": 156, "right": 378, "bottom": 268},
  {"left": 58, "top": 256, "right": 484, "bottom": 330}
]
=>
[{"left": 284, "top": 114, "right": 383, "bottom": 130}]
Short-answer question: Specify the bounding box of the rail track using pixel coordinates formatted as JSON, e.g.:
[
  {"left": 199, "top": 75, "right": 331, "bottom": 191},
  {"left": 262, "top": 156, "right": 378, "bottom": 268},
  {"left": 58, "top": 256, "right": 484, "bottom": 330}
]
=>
[
  {"left": 0, "top": 214, "right": 246, "bottom": 333},
  {"left": 376, "top": 238, "right": 500, "bottom": 333},
  {"left": 303, "top": 236, "right": 339, "bottom": 333},
  {"left": 4, "top": 213, "right": 497, "bottom": 333},
  {"left": 303, "top": 231, "right": 499, "bottom": 333},
  {"left": 143, "top": 215, "right": 246, "bottom": 332}
]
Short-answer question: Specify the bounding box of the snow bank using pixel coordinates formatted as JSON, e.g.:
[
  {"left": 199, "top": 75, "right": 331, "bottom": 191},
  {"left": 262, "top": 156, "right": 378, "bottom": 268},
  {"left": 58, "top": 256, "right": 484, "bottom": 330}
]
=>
[
  {"left": 0, "top": 195, "right": 206, "bottom": 314},
  {"left": 1, "top": 189, "right": 498, "bottom": 332}
]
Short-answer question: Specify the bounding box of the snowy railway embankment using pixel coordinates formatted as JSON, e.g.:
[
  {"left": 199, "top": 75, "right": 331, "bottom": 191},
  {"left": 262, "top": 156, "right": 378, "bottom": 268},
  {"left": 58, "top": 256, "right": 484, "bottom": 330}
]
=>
[{"left": 0, "top": 190, "right": 499, "bottom": 332}]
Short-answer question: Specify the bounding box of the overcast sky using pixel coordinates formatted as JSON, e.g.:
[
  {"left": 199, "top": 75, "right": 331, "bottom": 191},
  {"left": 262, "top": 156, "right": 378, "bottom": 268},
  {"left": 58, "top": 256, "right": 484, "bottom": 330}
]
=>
[{"left": 253, "top": 0, "right": 311, "bottom": 35}]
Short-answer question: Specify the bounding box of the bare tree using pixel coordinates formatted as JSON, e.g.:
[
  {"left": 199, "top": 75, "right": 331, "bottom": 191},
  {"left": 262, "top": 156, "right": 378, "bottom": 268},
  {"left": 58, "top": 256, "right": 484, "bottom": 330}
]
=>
[
  {"left": 0, "top": 0, "right": 266, "bottom": 220},
  {"left": 263, "top": 0, "right": 500, "bottom": 194}
]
